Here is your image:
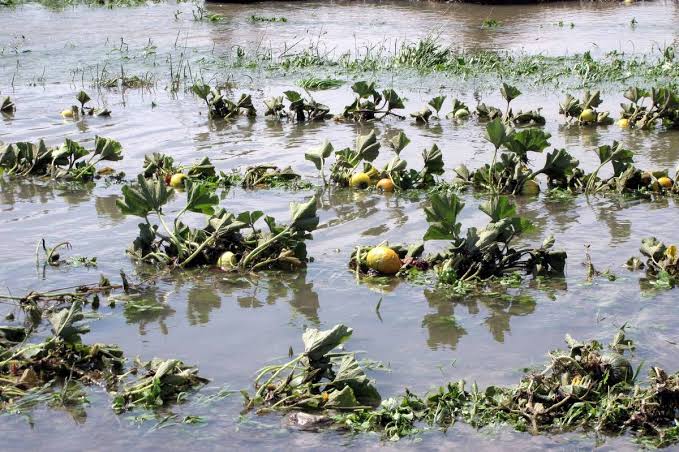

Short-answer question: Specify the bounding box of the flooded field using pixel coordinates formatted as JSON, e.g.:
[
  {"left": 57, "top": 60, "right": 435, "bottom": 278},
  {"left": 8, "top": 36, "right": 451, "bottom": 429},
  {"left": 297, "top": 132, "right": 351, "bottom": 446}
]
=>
[{"left": 1, "top": 0, "right": 679, "bottom": 449}]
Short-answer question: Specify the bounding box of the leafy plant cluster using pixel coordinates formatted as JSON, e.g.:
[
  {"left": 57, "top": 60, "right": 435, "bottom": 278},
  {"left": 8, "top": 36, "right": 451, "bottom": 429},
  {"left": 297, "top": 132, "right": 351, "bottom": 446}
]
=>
[
  {"left": 0, "top": 136, "right": 123, "bottom": 181},
  {"left": 305, "top": 130, "right": 444, "bottom": 189},
  {"left": 0, "top": 301, "right": 206, "bottom": 418},
  {"left": 116, "top": 175, "right": 319, "bottom": 270},
  {"left": 476, "top": 83, "right": 546, "bottom": 126},
  {"left": 627, "top": 237, "right": 679, "bottom": 289},
  {"left": 264, "top": 91, "right": 331, "bottom": 122},
  {"left": 191, "top": 82, "right": 256, "bottom": 120},
  {"left": 559, "top": 90, "right": 614, "bottom": 125},
  {"left": 250, "top": 326, "right": 679, "bottom": 447},
  {"left": 618, "top": 86, "right": 679, "bottom": 130},
  {"left": 244, "top": 324, "right": 381, "bottom": 412},
  {"left": 341, "top": 81, "right": 405, "bottom": 121}
]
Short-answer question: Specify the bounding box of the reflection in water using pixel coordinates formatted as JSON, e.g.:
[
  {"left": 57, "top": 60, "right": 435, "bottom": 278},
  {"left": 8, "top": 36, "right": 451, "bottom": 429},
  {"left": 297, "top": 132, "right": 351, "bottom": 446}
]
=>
[
  {"left": 122, "top": 287, "right": 175, "bottom": 336},
  {"left": 94, "top": 194, "right": 125, "bottom": 222},
  {"left": 187, "top": 283, "right": 222, "bottom": 325},
  {"left": 423, "top": 288, "right": 537, "bottom": 348}
]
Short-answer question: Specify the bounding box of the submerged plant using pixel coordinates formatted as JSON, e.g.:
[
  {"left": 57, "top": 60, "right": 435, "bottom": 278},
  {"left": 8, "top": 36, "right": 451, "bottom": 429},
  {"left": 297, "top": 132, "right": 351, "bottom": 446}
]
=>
[
  {"left": 342, "top": 81, "right": 405, "bottom": 121},
  {"left": 559, "top": 90, "right": 614, "bottom": 125},
  {"left": 628, "top": 237, "right": 679, "bottom": 288},
  {"left": 244, "top": 324, "right": 381, "bottom": 412},
  {"left": 116, "top": 175, "right": 319, "bottom": 270},
  {"left": 264, "top": 91, "right": 331, "bottom": 122},
  {"left": 0, "top": 136, "right": 123, "bottom": 181},
  {"left": 1, "top": 96, "right": 15, "bottom": 114},
  {"left": 192, "top": 82, "right": 256, "bottom": 120},
  {"left": 618, "top": 86, "right": 679, "bottom": 130},
  {"left": 477, "top": 83, "right": 545, "bottom": 127}
]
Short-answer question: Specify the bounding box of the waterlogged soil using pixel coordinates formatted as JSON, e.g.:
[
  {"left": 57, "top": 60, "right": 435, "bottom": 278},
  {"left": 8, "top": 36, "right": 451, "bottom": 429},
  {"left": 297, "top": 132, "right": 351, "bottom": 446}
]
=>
[{"left": 1, "top": 1, "right": 679, "bottom": 450}]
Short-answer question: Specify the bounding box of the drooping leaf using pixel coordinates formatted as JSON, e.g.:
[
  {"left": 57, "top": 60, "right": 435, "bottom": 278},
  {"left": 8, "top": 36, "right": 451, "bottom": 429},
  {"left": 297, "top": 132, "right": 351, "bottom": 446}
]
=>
[
  {"left": 191, "top": 82, "right": 211, "bottom": 100},
  {"left": 302, "top": 324, "right": 353, "bottom": 361},
  {"left": 49, "top": 301, "right": 90, "bottom": 343},
  {"left": 382, "top": 89, "right": 404, "bottom": 110},
  {"left": 421, "top": 144, "right": 444, "bottom": 176},
  {"left": 540, "top": 148, "right": 580, "bottom": 180},
  {"left": 500, "top": 83, "right": 521, "bottom": 103},
  {"left": 503, "top": 128, "right": 551, "bottom": 162},
  {"left": 332, "top": 355, "right": 381, "bottom": 407},
  {"left": 356, "top": 131, "right": 380, "bottom": 162},
  {"left": 289, "top": 196, "right": 319, "bottom": 232},
  {"left": 388, "top": 131, "right": 410, "bottom": 154}
]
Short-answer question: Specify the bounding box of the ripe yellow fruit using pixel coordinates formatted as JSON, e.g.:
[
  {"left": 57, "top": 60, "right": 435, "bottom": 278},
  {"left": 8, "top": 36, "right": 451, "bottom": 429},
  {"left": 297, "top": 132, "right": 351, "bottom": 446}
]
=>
[
  {"left": 217, "top": 251, "right": 237, "bottom": 269},
  {"left": 520, "top": 179, "right": 540, "bottom": 195},
  {"left": 658, "top": 176, "right": 673, "bottom": 189},
  {"left": 618, "top": 118, "right": 630, "bottom": 128},
  {"left": 579, "top": 109, "right": 596, "bottom": 123},
  {"left": 169, "top": 173, "right": 187, "bottom": 188},
  {"left": 349, "top": 172, "right": 371, "bottom": 189},
  {"left": 454, "top": 108, "right": 470, "bottom": 119},
  {"left": 61, "top": 109, "right": 75, "bottom": 118},
  {"left": 366, "top": 246, "right": 402, "bottom": 275},
  {"left": 376, "top": 178, "right": 395, "bottom": 192}
]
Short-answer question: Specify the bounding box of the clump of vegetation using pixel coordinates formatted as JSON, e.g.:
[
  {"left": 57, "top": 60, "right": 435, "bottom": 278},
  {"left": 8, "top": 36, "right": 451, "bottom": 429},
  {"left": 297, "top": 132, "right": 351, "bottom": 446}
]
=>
[
  {"left": 342, "top": 81, "right": 405, "bottom": 122},
  {"left": 116, "top": 175, "right": 319, "bottom": 270},
  {"left": 476, "top": 83, "right": 545, "bottom": 126},
  {"left": 191, "top": 82, "right": 256, "bottom": 119},
  {"left": 618, "top": 86, "right": 679, "bottom": 130},
  {"left": 627, "top": 237, "right": 679, "bottom": 289},
  {"left": 559, "top": 90, "right": 614, "bottom": 125},
  {"left": 249, "top": 326, "right": 679, "bottom": 447},
  {"left": 0, "top": 136, "right": 123, "bottom": 181},
  {"left": 297, "top": 77, "right": 343, "bottom": 91},
  {"left": 350, "top": 194, "right": 566, "bottom": 284},
  {"left": 244, "top": 324, "right": 381, "bottom": 412},
  {"left": 141, "top": 153, "right": 237, "bottom": 189},
  {"left": 241, "top": 164, "right": 311, "bottom": 190},
  {"left": 264, "top": 91, "right": 331, "bottom": 122},
  {"left": 112, "top": 358, "right": 208, "bottom": 413},
  {"left": 249, "top": 14, "right": 287, "bottom": 23},
  {"left": 305, "top": 131, "right": 444, "bottom": 191},
  {"left": 1, "top": 96, "right": 15, "bottom": 114}
]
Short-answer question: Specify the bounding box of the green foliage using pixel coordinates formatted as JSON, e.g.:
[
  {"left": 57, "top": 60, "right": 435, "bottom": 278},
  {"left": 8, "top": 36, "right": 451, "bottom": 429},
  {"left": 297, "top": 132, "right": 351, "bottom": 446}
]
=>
[
  {"left": 0, "top": 136, "right": 123, "bottom": 181},
  {"left": 192, "top": 82, "right": 256, "bottom": 119},
  {"left": 343, "top": 81, "right": 405, "bottom": 121}
]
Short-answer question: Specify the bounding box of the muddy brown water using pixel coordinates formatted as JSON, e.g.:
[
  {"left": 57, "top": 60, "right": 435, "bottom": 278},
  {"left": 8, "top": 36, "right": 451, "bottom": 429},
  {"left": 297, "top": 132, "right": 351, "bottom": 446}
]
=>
[{"left": 1, "top": 0, "right": 679, "bottom": 450}]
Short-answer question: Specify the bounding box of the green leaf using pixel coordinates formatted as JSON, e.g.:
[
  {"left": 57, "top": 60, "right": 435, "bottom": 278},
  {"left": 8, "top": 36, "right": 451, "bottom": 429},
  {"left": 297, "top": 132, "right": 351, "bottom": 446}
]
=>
[
  {"left": 304, "top": 140, "right": 334, "bottom": 170},
  {"left": 302, "top": 324, "right": 353, "bottom": 361},
  {"left": 49, "top": 301, "right": 90, "bottom": 343},
  {"left": 116, "top": 174, "right": 171, "bottom": 217},
  {"left": 76, "top": 90, "right": 91, "bottom": 107},
  {"left": 356, "top": 131, "right": 380, "bottom": 162},
  {"left": 283, "top": 90, "right": 302, "bottom": 103},
  {"left": 480, "top": 196, "right": 516, "bottom": 222},
  {"left": 382, "top": 89, "right": 404, "bottom": 110},
  {"left": 51, "top": 139, "right": 88, "bottom": 165},
  {"left": 191, "top": 82, "right": 211, "bottom": 100},
  {"left": 640, "top": 237, "right": 666, "bottom": 261},
  {"left": 503, "top": 128, "right": 551, "bottom": 162},
  {"left": 541, "top": 149, "right": 580, "bottom": 180},
  {"left": 332, "top": 355, "right": 381, "bottom": 407},
  {"left": 423, "top": 192, "right": 464, "bottom": 241},
  {"left": 185, "top": 180, "right": 218, "bottom": 215},
  {"left": 289, "top": 196, "right": 319, "bottom": 232},
  {"left": 421, "top": 144, "right": 444, "bottom": 176},
  {"left": 485, "top": 118, "right": 508, "bottom": 149},
  {"left": 94, "top": 136, "right": 123, "bottom": 161},
  {"left": 500, "top": 83, "right": 521, "bottom": 103},
  {"left": 351, "top": 81, "right": 377, "bottom": 99},
  {"left": 388, "top": 131, "right": 410, "bottom": 154},
  {"left": 325, "top": 386, "right": 360, "bottom": 408},
  {"left": 428, "top": 95, "right": 446, "bottom": 114}
]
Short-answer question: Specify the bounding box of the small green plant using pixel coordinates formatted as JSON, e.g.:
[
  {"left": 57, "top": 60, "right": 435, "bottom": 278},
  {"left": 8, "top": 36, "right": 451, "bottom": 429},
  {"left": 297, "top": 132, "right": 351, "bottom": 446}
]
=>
[
  {"left": 342, "top": 81, "right": 405, "bottom": 121},
  {"left": 191, "top": 82, "right": 256, "bottom": 119}
]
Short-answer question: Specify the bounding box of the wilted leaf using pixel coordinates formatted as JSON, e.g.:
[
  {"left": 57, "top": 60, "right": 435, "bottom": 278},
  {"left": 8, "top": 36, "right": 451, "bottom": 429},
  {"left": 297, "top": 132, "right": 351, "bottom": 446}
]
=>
[{"left": 303, "top": 324, "right": 353, "bottom": 361}]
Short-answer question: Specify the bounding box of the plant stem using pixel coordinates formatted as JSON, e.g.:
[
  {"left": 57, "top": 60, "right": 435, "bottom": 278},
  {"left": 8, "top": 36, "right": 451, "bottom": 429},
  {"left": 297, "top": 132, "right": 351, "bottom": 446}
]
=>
[{"left": 240, "top": 227, "right": 290, "bottom": 269}]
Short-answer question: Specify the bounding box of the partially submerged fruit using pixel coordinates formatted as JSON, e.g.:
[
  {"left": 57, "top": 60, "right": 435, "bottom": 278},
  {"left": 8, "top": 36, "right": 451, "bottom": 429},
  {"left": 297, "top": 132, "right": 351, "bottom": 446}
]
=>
[
  {"left": 349, "top": 172, "right": 371, "bottom": 189},
  {"left": 217, "top": 251, "right": 238, "bottom": 269},
  {"left": 618, "top": 118, "right": 630, "bottom": 128},
  {"left": 658, "top": 176, "right": 673, "bottom": 189},
  {"left": 61, "top": 108, "right": 75, "bottom": 118},
  {"left": 520, "top": 179, "right": 540, "bottom": 195},
  {"left": 169, "top": 173, "right": 187, "bottom": 188},
  {"left": 366, "top": 246, "right": 402, "bottom": 274},
  {"left": 454, "top": 108, "right": 470, "bottom": 119},
  {"left": 376, "top": 178, "right": 395, "bottom": 192},
  {"left": 579, "top": 109, "right": 596, "bottom": 123}
]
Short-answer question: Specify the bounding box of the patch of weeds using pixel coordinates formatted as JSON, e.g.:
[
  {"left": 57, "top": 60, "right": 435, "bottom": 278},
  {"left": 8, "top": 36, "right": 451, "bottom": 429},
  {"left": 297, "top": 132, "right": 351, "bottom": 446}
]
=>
[
  {"left": 297, "top": 77, "right": 343, "bottom": 90},
  {"left": 249, "top": 14, "right": 287, "bottom": 23}
]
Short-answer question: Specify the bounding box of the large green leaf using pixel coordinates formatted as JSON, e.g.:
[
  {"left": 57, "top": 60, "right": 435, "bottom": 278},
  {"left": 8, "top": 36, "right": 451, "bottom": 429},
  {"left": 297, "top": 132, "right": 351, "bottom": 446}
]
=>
[
  {"left": 388, "top": 131, "right": 410, "bottom": 154},
  {"left": 382, "top": 89, "right": 404, "bottom": 110},
  {"left": 503, "top": 128, "right": 551, "bottom": 162},
  {"left": 485, "top": 118, "right": 508, "bottom": 149},
  {"left": 289, "top": 196, "right": 319, "bottom": 232},
  {"left": 302, "top": 324, "right": 353, "bottom": 361},
  {"left": 423, "top": 192, "right": 464, "bottom": 241},
  {"left": 304, "top": 140, "right": 334, "bottom": 170},
  {"left": 428, "top": 95, "right": 446, "bottom": 114},
  {"left": 185, "top": 180, "right": 218, "bottom": 215},
  {"left": 332, "top": 355, "right": 381, "bottom": 407},
  {"left": 500, "top": 83, "right": 521, "bottom": 103},
  {"left": 540, "top": 149, "right": 580, "bottom": 180},
  {"left": 117, "top": 174, "right": 171, "bottom": 217},
  {"left": 52, "top": 139, "right": 88, "bottom": 165},
  {"left": 94, "top": 136, "right": 123, "bottom": 161},
  {"left": 421, "top": 144, "right": 444, "bottom": 176},
  {"left": 356, "top": 131, "right": 380, "bottom": 162}
]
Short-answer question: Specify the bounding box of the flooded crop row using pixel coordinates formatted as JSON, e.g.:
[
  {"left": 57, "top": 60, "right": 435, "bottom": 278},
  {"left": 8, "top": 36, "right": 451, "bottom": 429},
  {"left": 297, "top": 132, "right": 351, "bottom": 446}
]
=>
[{"left": 1, "top": 0, "right": 679, "bottom": 450}]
